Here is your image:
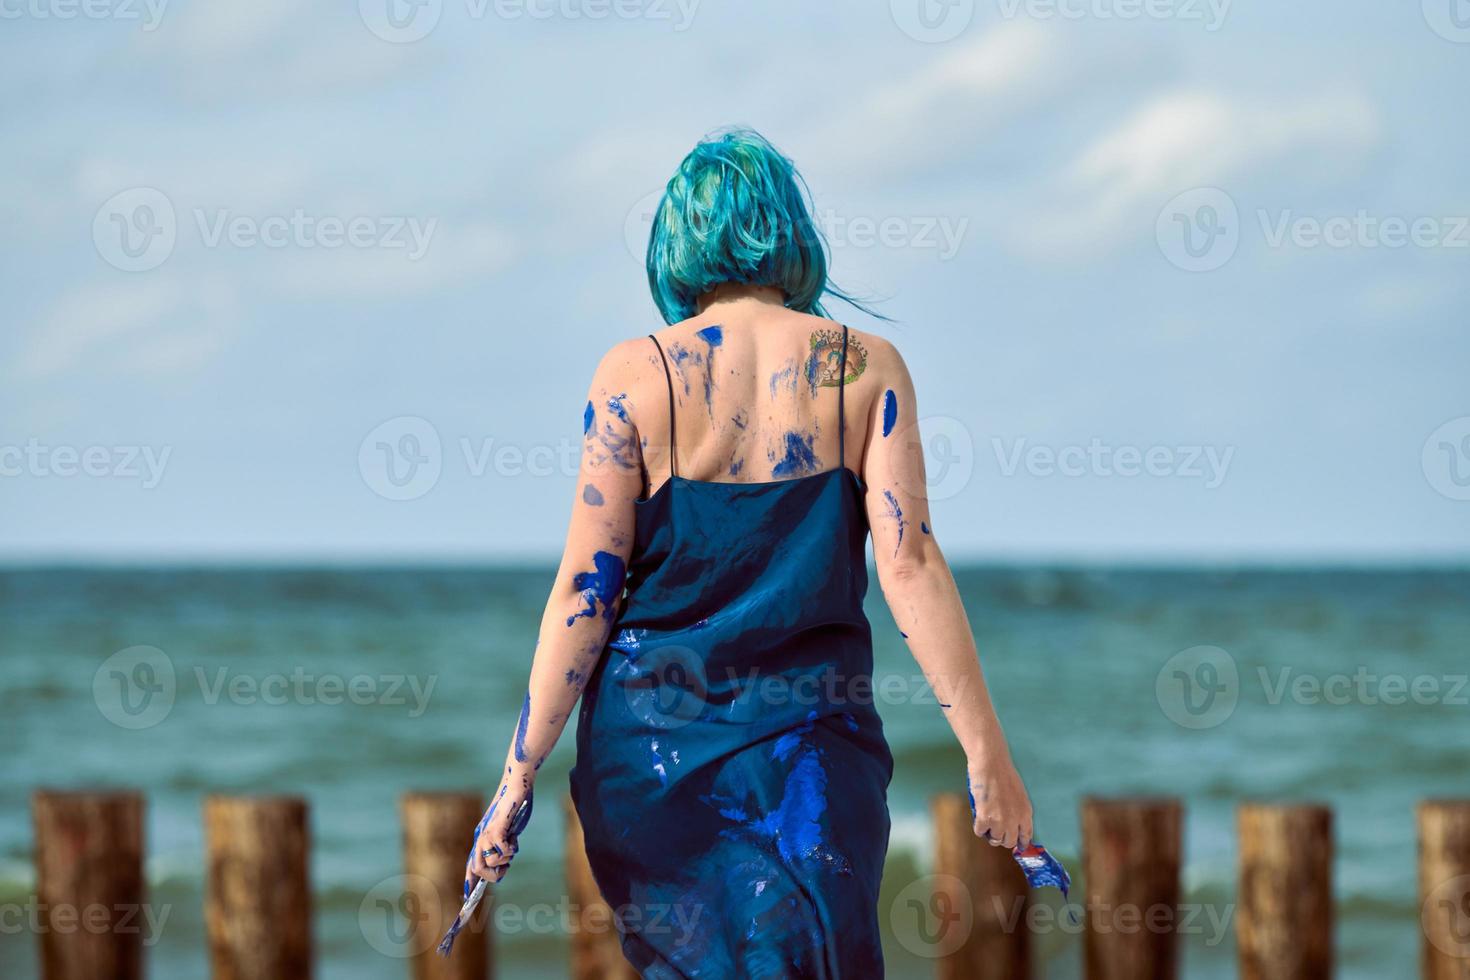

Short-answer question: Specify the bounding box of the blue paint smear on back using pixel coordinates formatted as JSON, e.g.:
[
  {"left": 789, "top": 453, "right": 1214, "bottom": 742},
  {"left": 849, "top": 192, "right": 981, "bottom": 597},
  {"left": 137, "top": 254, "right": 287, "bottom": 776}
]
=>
[{"left": 771, "top": 432, "right": 819, "bottom": 478}]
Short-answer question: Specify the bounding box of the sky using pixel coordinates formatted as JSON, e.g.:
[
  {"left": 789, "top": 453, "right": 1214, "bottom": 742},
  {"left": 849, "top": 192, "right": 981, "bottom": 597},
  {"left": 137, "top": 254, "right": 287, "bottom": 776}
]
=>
[{"left": 2, "top": 0, "right": 1468, "bottom": 563}]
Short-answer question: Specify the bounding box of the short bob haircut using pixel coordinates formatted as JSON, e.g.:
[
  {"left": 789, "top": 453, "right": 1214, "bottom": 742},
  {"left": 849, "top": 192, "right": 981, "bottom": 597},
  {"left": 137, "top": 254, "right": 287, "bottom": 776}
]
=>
[{"left": 645, "top": 128, "right": 876, "bottom": 325}]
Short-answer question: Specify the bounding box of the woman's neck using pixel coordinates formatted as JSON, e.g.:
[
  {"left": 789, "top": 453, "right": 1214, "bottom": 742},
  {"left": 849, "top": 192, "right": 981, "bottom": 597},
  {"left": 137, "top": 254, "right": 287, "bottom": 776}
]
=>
[{"left": 695, "top": 284, "right": 785, "bottom": 315}]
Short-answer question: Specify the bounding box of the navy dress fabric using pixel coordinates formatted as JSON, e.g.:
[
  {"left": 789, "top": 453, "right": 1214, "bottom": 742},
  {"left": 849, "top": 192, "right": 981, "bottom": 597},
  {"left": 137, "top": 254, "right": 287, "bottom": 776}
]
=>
[{"left": 569, "top": 327, "right": 895, "bottom": 978}]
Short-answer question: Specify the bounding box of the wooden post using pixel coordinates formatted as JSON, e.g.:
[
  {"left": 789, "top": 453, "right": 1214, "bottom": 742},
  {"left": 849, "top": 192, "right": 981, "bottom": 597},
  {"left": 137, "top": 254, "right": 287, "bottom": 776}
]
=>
[
  {"left": 401, "top": 792, "right": 488, "bottom": 980},
  {"left": 31, "top": 790, "right": 146, "bottom": 980},
  {"left": 930, "top": 792, "right": 1030, "bottom": 979},
  {"left": 204, "top": 795, "right": 312, "bottom": 980},
  {"left": 1081, "top": 797, "right": 1182, "bottom": 980},
  {"left": 1419, "top": 800, "right": 1470, "bottom": 980},
  {"left": 564, "top": 795, "right": 637, "bottom": 980},
  {"left": 1237, "top": 803, "right": 1333, "bottom": 980}
]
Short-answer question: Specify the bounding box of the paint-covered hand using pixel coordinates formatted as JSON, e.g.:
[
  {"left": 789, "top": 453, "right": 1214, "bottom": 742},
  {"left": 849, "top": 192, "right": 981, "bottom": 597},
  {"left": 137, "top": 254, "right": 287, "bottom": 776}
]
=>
[
  {"left": 464, "top": 785, "right": 534, "bottom": 896},
  {"left": 966, "top": 752, "right": 1033, "bottom": 851}
]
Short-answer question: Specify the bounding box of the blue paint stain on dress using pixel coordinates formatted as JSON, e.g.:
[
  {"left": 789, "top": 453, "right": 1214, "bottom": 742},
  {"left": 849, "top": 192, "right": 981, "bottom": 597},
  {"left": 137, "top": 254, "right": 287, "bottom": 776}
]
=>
[
  {"left": 882, "top": 389, "right": 898, "bottom": 437},
  {"left": 565, "top": 551, "right": 627, "bottom": 626},
  {"left": 771, "top": 431, "right": 819, "bottom": 478},
  {"left": 582, "top": 484, "right": 604, "bottom": 506},
  {"left": 569, "top": 449, "right": 892, "bottom": 976},
  {"left": 513, "top": 692, "right": 531, "bottom": 762},
  {"left": 583, "top": 401, "right": 595, "bottom": 435}
]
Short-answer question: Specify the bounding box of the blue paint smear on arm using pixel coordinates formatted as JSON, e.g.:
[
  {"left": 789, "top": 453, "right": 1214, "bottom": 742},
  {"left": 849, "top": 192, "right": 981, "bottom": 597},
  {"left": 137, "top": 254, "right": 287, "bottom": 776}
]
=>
[
  {"left": 607, "top": 393, "right": 631, "bottom": 423},
  {"left": 921, "top": 521, "right": 931, "bottom": 534},
  {"left": 771, "top": 431, "right": 819, "bottom": 477},
  {"left": 882, "top": 389, "right": 898, "bottom": 437},
  {"left": 565, "top": 551, "right": 628, "bottom": 625},
  {"left": 583, "top": 401, "right": 595, "bottom": 434},
  {"left": 582, "top": 484, "right": 604, "bottom": 506},
  {"left": 881, "top": 489, "right": 907, "bottom": 557},
  {"left": 513, "top": 692, "right": 531, "bottom": 762}
]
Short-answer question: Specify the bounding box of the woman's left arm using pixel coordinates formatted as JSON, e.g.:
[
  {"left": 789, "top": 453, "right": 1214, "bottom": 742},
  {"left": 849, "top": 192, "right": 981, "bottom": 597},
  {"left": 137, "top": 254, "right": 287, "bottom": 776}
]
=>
[{"left": 467, "top": 341, "right": 647, "bottom": 890}]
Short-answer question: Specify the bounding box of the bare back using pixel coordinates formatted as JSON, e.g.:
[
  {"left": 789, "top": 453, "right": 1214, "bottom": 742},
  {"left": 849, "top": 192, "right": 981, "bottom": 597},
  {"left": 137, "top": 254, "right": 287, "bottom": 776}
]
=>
[{"left": 629, "top": 309, "right": 883, "bottom": 496}]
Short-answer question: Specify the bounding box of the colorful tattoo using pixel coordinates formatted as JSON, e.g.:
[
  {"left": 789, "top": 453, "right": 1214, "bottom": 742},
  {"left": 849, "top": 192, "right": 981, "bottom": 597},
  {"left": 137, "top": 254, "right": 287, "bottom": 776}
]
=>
[{"left": 808, "top": 328, "right": 867, "bottom": 387}]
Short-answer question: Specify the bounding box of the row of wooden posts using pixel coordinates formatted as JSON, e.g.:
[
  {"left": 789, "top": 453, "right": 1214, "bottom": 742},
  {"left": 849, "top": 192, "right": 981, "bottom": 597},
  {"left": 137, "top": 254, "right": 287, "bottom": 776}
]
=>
[{"left": 29, "top": 790, "right": 1470, "bottom": 979}]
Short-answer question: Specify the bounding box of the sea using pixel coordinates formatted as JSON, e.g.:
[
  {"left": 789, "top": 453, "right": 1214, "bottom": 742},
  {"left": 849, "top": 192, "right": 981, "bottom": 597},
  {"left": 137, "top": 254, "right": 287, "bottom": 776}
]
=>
[{"left": 2, "top": 565, "right": 1466, "bottom": 978}]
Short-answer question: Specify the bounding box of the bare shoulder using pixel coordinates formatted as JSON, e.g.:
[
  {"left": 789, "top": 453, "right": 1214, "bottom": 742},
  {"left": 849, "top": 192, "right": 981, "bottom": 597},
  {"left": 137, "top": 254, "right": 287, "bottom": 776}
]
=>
[
  {"left": 818, "top": 325, "right": 909, "bottom": 393},
  {"left": 590, "top": 335, "right": 664, "bottom": 390}
]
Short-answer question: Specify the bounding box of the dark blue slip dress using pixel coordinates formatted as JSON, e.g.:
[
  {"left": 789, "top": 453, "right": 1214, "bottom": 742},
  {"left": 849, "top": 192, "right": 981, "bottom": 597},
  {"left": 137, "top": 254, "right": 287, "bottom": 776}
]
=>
[{"left": 569, "top": 326, "right": 895, "bottom": 979}]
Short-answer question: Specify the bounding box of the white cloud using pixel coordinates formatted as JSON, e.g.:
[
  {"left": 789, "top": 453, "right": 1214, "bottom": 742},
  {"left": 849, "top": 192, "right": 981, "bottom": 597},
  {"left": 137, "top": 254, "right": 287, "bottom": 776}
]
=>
[
  {"left": 21, "top": 277, "right": 239, "bottom": 379},
  {"left": 1018, "top": 88, "right": 1383, "bottom": 254}
]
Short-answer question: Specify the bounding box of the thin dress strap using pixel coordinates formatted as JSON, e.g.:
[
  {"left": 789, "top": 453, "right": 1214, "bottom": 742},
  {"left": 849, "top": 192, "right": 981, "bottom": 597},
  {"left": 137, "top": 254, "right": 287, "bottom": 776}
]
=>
[
  {"left": 648, "top": 334, "right": 678, "bottom": 478},
  {"left": 837, "top": 324, "right": 849, "bottom": 470}
]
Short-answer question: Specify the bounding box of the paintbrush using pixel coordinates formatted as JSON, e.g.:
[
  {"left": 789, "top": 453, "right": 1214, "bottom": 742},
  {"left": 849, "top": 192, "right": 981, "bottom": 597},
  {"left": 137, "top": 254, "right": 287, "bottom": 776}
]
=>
[{"left": 437, "top": 797, "right": 533, "bottom": 957}]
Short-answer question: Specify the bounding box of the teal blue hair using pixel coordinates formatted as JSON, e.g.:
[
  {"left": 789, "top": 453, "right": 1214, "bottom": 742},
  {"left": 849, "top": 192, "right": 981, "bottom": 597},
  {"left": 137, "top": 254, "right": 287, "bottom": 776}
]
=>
[{"left": 645, "top": 128, "right": 881, "bottom": 325}]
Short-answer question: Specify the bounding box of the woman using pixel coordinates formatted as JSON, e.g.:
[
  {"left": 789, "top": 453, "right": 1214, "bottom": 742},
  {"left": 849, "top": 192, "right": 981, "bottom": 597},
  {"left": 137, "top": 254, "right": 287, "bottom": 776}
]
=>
[{"left": 465, "top": 128, "right": 1033, "bottom": 977}]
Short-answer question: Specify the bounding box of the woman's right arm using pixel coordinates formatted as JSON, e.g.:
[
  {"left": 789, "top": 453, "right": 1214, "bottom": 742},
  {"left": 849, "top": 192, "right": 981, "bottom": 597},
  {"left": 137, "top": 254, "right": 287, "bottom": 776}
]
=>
[{"left": 859, "top": 340, "right": 1035, "bottom": 850}]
